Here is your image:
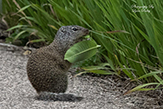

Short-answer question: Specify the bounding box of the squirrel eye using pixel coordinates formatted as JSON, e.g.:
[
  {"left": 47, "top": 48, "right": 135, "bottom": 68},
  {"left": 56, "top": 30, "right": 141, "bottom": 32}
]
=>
[{"left": 72, "top": 27, "right": 78, "bottom": 31}]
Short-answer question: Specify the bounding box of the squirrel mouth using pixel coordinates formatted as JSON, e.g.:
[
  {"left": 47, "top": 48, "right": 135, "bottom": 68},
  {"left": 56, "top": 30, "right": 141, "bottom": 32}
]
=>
[
  {"left": 75, "top": 29, "right": 89, "bottom": 43},
  {"left": 75, "top": 37, "right": 83, "bottom": 43}
]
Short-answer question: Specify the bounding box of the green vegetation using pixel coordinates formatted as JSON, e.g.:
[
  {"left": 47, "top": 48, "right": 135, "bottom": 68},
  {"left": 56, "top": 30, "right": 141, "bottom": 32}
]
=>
[
  {"left": 2, "top": 0, "right": 163, "bottom": 92},
  {"left": 0, "top": 0, "right": 2, "bottom": 13},
  {"left": 64, "top": 39, "right": 101, "bottom": 63}
]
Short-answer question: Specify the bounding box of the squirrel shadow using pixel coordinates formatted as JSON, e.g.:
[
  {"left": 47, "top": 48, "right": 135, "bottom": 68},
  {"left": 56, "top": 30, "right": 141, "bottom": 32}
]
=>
[{"left": 34, "top": 93, "right": 83, "bottom": 102}]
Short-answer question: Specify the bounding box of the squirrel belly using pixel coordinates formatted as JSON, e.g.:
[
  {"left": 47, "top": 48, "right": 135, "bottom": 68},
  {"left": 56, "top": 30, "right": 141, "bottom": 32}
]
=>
[{"left": 27, "top": 46, "right": 71, "bottom": 93}]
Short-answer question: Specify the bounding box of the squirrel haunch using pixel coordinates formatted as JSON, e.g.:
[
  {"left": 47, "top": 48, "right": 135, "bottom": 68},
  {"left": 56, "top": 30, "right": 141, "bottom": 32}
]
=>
[{"left": 27, "top": 25, "right": 89, "bottom": 94}]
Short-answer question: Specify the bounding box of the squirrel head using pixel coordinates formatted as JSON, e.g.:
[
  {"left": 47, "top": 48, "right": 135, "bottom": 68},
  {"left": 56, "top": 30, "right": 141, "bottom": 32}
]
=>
[{"left": 54, "top": 25, "right": 89, "bottom": 48}]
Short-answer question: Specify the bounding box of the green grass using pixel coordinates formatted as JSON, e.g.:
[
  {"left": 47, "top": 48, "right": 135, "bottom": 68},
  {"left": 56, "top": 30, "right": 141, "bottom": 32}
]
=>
[{"left": 2, "top": 0, "right": 163, "bottom": 92}]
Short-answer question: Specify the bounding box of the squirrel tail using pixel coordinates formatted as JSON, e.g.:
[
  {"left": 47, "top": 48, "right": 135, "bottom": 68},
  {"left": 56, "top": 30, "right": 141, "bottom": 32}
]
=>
[{"left": 35, "top": 92, "right": 83, "bottom": 102}]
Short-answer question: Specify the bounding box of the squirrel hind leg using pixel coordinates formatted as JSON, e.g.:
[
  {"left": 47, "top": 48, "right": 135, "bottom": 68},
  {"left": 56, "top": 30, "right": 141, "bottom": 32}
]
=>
[{"left": 35, "top": 92, "right": 83, "bottom": 102}]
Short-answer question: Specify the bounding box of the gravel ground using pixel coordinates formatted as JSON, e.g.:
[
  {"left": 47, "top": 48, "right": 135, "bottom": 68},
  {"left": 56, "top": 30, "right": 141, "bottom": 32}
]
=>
[{"left": 0, "top": 45, "right": 163, "bottom": 109}]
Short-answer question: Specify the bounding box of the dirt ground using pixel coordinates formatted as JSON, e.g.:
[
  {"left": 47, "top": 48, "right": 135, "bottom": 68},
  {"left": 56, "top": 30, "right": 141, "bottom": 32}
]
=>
[{"left": 0, "top": 44, "right": 163, "bottom": 109}]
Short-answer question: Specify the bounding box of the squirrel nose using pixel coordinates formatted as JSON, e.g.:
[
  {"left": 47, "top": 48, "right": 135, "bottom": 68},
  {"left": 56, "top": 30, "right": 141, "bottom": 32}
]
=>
[{"left": 83, "top": 29, "right": 89, "bottom": 35}]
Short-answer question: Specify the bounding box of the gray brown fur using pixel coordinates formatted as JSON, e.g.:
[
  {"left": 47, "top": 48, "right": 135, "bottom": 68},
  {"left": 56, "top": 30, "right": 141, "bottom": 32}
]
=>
[{"left": 27, "top": 25, "right": 89, "bottom": 94}]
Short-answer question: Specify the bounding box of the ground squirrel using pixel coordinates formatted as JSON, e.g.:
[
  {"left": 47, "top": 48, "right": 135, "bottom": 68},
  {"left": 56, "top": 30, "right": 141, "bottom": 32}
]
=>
[{"left": 27, "top": 25, "right": 89, "bottom": 100}]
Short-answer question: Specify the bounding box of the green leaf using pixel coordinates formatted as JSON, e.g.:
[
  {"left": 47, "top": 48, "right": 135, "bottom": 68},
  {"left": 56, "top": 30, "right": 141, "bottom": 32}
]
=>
[
  {"left": 84, "top": 35, "right": 90, "bottom": 38},
  {"left": 29, "top": 39, "right": 45, "bottom": 43},
  {"left": 82, "top": 65, "right": 108, "bottom": 71},
  {"left": 153, "top": 74, "right": 163, "bottom": 85},
  {"left": 7, "top": 25, "right": 24, "bottom": 31},
  {"left": 124, "top": 83, "right": 158, "bottom": 95},
  {"left": 101, "top": 53, "right": 115, "bottom": 70},
  {"left": 133, "top": 71, "right": 162, "bottom": 81},
  {"left": 18, "top": 5, "right": 31, "bottom": 13},
  {"left": 14, "top": 31, "right": 26, "bottom": 40},
  {"left": 64, "top": 40, "right": 101, "bottom": 63},
  {"left": 89, "top": 70, "right": 115, "bottom": 75}
]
